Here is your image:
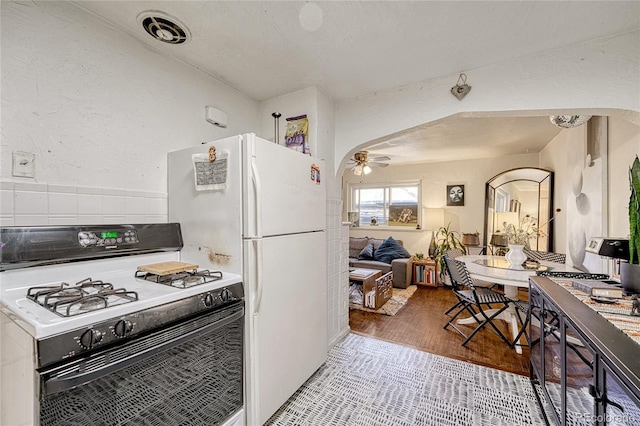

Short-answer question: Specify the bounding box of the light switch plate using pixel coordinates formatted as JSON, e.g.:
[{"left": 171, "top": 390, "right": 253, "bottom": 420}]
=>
[{"left": 12, "top": 151, "right": 35, "bottom": 177}]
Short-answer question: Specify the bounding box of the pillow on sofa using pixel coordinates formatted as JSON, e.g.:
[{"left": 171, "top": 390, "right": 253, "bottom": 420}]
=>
[
  {"left": 349, "top": 237, "right": 370, "bottom": 258},
  {"left": 374, "top": 236, "right": 411, "bottom": 264},
  {"left": 358, "top": 243, "right": 375, "bottom": 260}
]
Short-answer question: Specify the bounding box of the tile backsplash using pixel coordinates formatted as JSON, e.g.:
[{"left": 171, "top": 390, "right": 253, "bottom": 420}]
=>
[{"left": 0, "top": 180, "right": 167, "bottom": 226}]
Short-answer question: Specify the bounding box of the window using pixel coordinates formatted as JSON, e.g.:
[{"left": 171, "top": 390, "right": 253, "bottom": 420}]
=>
[
  {"left": 350, "top": 183, "right": 421, "bottom": 227},
  {"left": 495, "top": 188, "right": 510, "bottom": 213}
]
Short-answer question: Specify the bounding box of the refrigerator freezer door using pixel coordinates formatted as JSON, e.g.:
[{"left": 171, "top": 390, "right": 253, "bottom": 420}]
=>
[
  {"left": 244, "top": 231, "right": 327, "bottom": 425},
  {"left": 168, "top": 135, "right": 244, "bottom": 275},
  {"left": 243, "top": 134, "right": 325, "bottom": 239}
]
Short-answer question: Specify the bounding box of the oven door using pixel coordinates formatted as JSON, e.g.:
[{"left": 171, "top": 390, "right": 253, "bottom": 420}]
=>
[{"left": 38, "top": 303, "right": 244, "bottom": 426}]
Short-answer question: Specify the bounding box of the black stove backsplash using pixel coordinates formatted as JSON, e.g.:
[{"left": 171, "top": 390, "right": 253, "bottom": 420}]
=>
[{"left": 0, "top": 223, "right": 183, "bottom": 271}]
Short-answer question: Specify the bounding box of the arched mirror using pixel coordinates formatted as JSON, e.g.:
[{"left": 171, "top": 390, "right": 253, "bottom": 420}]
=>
[{"left": 484, "top": 168, "right": 554, "bottom": 253}]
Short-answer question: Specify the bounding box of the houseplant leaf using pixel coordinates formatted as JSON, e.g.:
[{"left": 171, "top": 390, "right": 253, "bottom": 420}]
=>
[
  {"left": 434, "top": 222, "right": 466, "bottom": 281},
  {"left": 629, "top": 155, "right": 640, "bottom": 264}
]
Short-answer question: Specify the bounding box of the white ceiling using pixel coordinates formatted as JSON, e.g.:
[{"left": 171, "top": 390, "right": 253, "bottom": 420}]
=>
[{"left": 72, "top": 1, "right": 639, "bottom": 165}]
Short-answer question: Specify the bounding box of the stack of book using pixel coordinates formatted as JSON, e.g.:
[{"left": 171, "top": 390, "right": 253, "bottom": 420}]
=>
[{"left": 572, "top": 279, "right": 624, "bottom": 299}]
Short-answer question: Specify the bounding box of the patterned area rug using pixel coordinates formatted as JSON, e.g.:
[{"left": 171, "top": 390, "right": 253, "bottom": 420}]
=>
[
  {"left": 266, "top": 333, "right": 545, "bottom": 426},
  {"left": 349, "top": 285, "right": 418, "bottom": 316}
]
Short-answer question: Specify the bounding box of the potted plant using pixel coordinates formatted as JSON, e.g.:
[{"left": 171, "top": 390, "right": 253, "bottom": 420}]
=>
[
  {"left": 621, "top": 155, "right": 640, "bottom": 291},
  {"left": 433, "top": 222, "right": 466, "bottom": 282}
]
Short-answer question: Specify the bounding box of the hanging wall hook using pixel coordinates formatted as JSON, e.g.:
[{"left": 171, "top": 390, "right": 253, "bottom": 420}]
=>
[{"left": 451, "top": 73, "right": 471, "bottom": 101}]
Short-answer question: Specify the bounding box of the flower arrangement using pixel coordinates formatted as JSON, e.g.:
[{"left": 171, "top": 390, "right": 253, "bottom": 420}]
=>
[{"left": 502, "top": 215, "right": 542, "bottom": 248}]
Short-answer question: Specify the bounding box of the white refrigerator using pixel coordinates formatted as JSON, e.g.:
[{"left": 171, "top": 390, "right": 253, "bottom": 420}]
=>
[{"left": 167, "top": 133, "right": 327, "bottom": 426}]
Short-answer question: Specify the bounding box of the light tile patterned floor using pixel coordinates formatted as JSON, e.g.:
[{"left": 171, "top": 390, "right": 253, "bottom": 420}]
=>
[{"left": 266, "top": 333, "right": 545, "bottom": 426}]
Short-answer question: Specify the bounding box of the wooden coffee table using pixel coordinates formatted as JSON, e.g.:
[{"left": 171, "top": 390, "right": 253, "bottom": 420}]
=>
[{"left": 349, "top": 268, "right": 393, "bottom": 309}]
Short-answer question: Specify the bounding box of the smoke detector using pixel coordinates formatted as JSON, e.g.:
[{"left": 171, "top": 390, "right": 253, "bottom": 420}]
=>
[{"left": 138, "top": 11, "right": 191, "bottom": 44}]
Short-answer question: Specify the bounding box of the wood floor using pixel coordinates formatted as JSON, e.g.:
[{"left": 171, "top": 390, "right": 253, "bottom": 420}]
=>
[{"left": 348, "top": 285, "right": 531, "bottom": 377}]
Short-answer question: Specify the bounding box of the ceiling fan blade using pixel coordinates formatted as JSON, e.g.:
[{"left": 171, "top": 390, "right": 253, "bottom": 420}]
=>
[{"left": 346, "top": 151, "right": 390, "bottom": 171}]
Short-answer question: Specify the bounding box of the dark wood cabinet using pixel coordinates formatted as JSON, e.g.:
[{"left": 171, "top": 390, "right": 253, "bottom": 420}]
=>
[{"left": 529, "top": 276, "right": 640, "bottom": 425}]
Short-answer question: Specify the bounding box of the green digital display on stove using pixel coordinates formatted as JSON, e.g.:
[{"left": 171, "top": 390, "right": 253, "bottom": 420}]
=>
[{"left": 101, "top": 231, "right": 118, "bottom": 238}]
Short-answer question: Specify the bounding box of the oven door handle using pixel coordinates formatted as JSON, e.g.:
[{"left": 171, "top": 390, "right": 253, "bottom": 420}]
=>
[{"left": 42, "top": 308, "right": 244, "bottom": 396}]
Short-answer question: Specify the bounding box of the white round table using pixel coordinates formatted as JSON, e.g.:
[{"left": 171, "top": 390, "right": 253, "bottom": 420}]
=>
[
  {"left": 455, "top": 255, "right": 578, "bottom": 354},
  {"left": 458, "top": 255, "right": 574, "bottom": 299}
]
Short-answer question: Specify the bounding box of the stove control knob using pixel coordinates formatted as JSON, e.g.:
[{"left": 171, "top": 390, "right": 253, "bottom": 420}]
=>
[
  {"left": 220, "top": 288, "right": 233, "bottom": 302},
  {"left": 203, "top": 293, "right": 216, "bottom": 308},
  {"left": 79, "top": 329, "right": 103, "bottom": 349},
  {"left": 113, "top": 320, "right": 134, "bottom": 338}
]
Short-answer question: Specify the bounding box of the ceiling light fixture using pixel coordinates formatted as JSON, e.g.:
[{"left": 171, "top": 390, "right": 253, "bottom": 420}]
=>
[
  {"left": 549, "top": 115, "right": 592, "bottom": 128},
  {"left": 348, "top": 150, "right": 390, "bottom": 175},
  {"left": 353, "top": 164, "right": 373, "bottom": 176}
]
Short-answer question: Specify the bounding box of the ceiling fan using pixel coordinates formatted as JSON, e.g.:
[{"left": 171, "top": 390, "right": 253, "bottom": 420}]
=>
[{"left": 347, "top": 150, "right": 391, "bottom": 175}]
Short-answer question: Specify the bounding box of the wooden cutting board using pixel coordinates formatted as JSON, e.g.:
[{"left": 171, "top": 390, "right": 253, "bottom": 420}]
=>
[{"left": 137, "top": 261, "right": 199, "bottom": 276}]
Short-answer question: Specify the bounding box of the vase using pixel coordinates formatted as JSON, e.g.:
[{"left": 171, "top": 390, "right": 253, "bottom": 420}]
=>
[
  {"left": 620, "top": 262, "right": 640, "bottom": 294},
  {"left": 505, "top": 244, "right": 526, "bottom": 266},
  {"left": 428, "top": 230, "right": 437, "bottom": 258}
]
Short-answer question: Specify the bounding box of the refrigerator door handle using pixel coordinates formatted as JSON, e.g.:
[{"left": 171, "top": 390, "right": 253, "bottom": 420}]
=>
[
  {"left": 253, "top": 239, "right": 264, "bottom": 315},
  {"left": 251, "top": 158, "right": 263, "bottom": 238}
]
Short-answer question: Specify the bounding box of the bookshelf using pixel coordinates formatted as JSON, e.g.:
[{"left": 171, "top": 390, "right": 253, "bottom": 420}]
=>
[{"left": 412, "top": 259, "right": 439, "bottom": 286}]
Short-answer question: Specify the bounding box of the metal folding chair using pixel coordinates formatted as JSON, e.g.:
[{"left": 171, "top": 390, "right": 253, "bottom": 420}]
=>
[{"left": 443, "top": 256, "right": 514, "bottom": 347}]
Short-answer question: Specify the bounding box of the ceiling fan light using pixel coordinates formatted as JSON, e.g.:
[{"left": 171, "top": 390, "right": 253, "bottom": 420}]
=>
[
  {"left": 363, "top": 165, "right": 372, "bottom": 175},
  {"left": 549, "top": 115, "right": 591, "bottom": 128},
  {"left": 354, "top": 165, "right": 363, "bottom": 175}
]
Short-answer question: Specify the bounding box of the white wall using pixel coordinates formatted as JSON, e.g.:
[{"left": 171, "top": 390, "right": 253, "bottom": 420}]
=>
[
  {"left": 333, "top": 30, "right": 640, "bottom": 171},
  {"left": 540, "top": 114, "right": 640, "bottom": 272},
  {"left": 258, "top": 87, "right": 320, "bottom": 156},
  {"left": 539, "top": 125, "right": 587, "bottom": 258},
  {"left": 343, "top": 153, "right": 539, "bottom": 255},
  {"left": 607, "top": 116, "right": 640, "bottom": 238},
  {"left": 1, "top": 1, "right": 258, "bottom": 192}
]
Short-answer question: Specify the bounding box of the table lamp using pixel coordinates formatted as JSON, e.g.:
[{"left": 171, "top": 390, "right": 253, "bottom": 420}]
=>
[
  {"left": 462, "top": 233, "right": 480, "bottom": 246},
  {"left": 425, "top": 208, "right": 444, "bottom": 258},
  {"left": 490, "top": 233, "right": 508, "bottom": 247}
]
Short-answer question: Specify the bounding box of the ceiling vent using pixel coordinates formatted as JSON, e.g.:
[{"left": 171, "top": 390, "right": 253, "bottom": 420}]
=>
[{"left": 138, "top": 11, "right": 191, "bottom": 45}]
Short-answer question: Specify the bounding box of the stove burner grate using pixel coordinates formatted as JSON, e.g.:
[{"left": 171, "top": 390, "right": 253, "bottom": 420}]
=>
[
  {"left": 27, "top": 278, "right": 138, "bottom": 317},
  {"left": 135, "top": 269, "right": 223, "bottom": 288}
]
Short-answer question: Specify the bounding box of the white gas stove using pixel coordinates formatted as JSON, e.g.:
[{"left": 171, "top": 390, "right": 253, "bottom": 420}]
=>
[
  {"left": 1, "top": 251, "right": 241, "bottom": 340},
  {"left": 0, "top": 223, "right": 245, "bottom": 426}
]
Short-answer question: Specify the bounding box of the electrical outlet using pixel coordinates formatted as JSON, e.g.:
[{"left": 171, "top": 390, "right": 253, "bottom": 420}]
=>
[{"left": 12, "top": 151, "right": 35, "bottom": 178}]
